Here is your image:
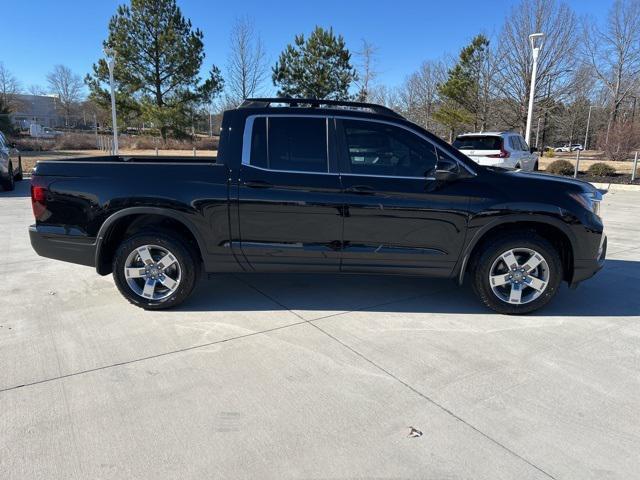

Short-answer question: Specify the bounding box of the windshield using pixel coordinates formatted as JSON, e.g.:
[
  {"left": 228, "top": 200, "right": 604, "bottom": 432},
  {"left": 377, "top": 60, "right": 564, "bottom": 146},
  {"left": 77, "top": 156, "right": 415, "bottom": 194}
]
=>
[{"left": 453, "top": 136, "right": 503, "bottom": 150}]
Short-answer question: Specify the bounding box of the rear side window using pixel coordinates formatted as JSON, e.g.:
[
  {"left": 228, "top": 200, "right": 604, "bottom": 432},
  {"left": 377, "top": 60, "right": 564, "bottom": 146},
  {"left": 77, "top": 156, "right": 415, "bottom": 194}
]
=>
[
  {"left": 248, "top": 116, "right": 328, "bottom": 173},
  {"left": 341, "top": 120, "right": 438, "bottom": 177},
  {"left": 453, "top": 136, "right": 502, "bottom": 150}
]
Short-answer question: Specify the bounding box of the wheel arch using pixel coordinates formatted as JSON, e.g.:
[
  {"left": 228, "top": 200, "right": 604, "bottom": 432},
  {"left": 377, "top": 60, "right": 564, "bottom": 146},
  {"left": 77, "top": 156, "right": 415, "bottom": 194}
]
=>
[
  {"left": 457, "top": 216, "right": 576, "bottom": 285},
  {"left": 95, "top": 207, "right": 206, "bottom": 275}
]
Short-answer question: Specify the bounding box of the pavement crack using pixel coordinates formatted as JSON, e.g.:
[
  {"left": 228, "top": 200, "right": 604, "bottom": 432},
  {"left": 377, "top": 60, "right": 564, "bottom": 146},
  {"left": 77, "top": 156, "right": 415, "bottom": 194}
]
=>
[
  {"left": 309, "top": 321, "right": 559, "bottom": 480},
  {"left": 0, "top": 320, "right": 308, "bottom": 395}
]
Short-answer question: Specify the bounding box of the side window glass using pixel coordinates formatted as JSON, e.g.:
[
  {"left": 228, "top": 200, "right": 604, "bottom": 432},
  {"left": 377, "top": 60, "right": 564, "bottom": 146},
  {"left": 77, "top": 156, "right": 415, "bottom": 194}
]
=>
[
  {"left": 508, "top": 137, "right": 518, "bottom": 150},
  {"left": 342, "top": 120, "right": 437, "bottom": 177},
  {"left": 268, "top": 117, "right": 327, "bottom": 172},
  {"left": 248, "top": 116, "right": 328, "bottom": 172},
  {"left": 250, "top": 117, "right": 267, "bottom": 168},
  {"left": 519, "top": 137, "right": 529, "bottom": 151}
]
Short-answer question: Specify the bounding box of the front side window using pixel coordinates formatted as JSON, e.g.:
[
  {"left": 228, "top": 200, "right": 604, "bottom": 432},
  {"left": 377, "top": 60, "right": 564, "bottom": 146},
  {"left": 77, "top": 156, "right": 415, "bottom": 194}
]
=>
[
  {"left": 341, "top": 120, "right": 437, "bottom": 177},
  {"left": 248, "top": 116, "right": 328, "bottom": 173}
]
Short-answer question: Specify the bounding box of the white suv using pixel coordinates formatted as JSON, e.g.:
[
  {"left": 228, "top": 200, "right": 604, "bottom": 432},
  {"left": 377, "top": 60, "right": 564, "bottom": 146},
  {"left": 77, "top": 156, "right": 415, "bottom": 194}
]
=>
[{"left": 452, "top": 132, "right": 538, "bottom": 171}]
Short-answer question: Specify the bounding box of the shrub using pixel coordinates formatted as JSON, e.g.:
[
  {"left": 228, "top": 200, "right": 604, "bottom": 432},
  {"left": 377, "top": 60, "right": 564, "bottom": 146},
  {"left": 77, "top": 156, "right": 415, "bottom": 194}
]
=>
[
  {"left": 596, "top": 122, "right": 640, "bottom": 162},
  {"left": 54, "top": 133, "right": 98, "bottom": 150},
  {"left": 544, "top": 147, "right": 555, "bottom": 158},
  {"left": 587, "top": 162, "right": 616, "bottom": 177},
  {"left": 546, "top": 159, "right": 575, "bottom": 175},
  {"left": 13, "top": 137, "right": 56, "bottom": 151}
]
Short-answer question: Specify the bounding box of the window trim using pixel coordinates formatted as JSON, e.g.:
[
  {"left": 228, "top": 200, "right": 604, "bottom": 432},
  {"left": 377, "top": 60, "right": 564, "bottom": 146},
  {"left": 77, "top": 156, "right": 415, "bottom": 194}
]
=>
[{"left": 241, "top": 114, "right": 475, "bottom": 178}]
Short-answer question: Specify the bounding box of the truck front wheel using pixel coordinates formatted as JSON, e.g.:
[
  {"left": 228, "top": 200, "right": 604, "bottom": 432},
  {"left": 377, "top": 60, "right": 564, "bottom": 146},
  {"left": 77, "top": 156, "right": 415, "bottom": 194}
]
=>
[
  {"left": 471, "top": 232, "right": 563, "bottom": 314},
  {"left": 113, "top": 230, "right": 199, "bottom": 310}
]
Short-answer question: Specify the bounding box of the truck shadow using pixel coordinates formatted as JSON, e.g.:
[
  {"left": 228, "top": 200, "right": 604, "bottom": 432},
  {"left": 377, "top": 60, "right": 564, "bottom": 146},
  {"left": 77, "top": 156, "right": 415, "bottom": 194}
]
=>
[
  {"left": 181, "top": 259, "right": 639, "bottom": 317},
  {"left": 0, "top": 179, "right": 30, "bottom": 197}
]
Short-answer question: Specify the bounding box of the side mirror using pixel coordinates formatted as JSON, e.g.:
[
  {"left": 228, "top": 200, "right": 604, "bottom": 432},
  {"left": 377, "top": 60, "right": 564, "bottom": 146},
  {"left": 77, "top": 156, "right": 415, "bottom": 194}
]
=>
[
  {"left": 435, "top": 169, "right": 459, "bottom": 182},
  {"left": 530, "top": 146, "right": 537, "bottom": 153}
]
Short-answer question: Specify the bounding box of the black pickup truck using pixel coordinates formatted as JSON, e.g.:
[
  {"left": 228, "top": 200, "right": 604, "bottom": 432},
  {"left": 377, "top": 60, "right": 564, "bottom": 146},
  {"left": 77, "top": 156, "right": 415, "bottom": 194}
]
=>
[{"left": 29, "top": 98, "right": 606, "bottom": 314}]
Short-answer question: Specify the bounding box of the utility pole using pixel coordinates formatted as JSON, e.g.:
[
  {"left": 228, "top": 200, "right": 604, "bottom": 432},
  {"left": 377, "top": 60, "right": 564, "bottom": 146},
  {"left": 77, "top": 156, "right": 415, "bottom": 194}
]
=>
[
  {"left": 525, "top": 33, "right": 544, "bottom": 146},
  {"left": 104, "top": 47, "right": 119, "bottom": 155}
]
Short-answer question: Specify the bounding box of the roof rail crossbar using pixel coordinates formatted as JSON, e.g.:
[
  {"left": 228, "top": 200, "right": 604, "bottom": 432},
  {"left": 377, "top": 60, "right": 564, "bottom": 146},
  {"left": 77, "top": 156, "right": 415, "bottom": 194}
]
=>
[{"left": 238, "top": 97, "right": 404, "bottom": 119}]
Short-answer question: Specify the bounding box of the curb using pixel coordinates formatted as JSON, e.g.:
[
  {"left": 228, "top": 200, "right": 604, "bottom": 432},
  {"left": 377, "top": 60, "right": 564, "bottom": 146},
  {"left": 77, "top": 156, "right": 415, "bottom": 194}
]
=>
[{"left": 590, "top": 182, "right": 640, "bottom": 192}]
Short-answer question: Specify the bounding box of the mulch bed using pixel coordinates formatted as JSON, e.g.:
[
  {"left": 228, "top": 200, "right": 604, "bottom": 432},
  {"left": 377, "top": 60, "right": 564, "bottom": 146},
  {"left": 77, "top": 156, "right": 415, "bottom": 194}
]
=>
[{"left": 575, "top": 173, "right": 640, "bottom": 185}]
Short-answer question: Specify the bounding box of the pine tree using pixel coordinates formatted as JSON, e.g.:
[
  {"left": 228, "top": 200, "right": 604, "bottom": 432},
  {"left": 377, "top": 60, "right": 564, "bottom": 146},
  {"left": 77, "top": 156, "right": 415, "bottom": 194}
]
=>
[
  {"left": 272, "top": 27, "right": 357, "bottom": 100},
  {"left": 85, "top": 0, "right": 223, "bottom": 139},
  {"left": 434, "top": 34, "right": 490, "bottom": 139}
]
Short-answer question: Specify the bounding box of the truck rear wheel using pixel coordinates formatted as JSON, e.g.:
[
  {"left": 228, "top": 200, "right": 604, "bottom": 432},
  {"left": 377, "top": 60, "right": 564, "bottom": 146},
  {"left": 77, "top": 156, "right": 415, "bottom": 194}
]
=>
[
  {"left": 471, "top": 232, "right": 562, "bottom": 314},
  {"left": 113, "top": 230, "right": 199, "bottom": 310}
]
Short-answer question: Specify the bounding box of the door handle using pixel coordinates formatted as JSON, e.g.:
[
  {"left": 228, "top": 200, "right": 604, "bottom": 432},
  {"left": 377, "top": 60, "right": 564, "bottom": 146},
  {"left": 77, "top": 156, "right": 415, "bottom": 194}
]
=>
[
  {"left": 345, "top": 185, "right": 374, "bottom": 194},
  {"left": 244, "top": 180, "right": 272, "bottom": 189}
]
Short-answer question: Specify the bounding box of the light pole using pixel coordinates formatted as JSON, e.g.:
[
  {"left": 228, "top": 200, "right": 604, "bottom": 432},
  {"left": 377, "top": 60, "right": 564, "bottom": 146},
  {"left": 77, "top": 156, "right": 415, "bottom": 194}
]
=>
[
  {"left": 104, "top": 47, "right": 119, "bottom": 155},
  {"left": 525, "top": 33, "right": 544, "bottom": 146},
  {"left": 584, "top": 105, "right": 594, "bottom": 151}
]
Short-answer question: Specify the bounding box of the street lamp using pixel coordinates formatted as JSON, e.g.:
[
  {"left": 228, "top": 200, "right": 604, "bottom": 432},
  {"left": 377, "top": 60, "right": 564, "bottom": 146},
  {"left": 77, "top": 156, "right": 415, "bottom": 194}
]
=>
[
  {"left": 584, "top": 105, "right": 597, "bottom": 151},
  {"left": 104, "top": 47, "right": 119, "bottom": 155},
  {"left": 525, "top": 33, "right": 544, "bottom": 146}
]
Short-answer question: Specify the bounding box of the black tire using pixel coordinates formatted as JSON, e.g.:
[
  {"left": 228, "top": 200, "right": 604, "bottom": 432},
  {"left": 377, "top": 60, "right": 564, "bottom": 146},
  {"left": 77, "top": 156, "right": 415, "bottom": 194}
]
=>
[
  {"left": 112, "top": 230, "right": 200, "bottom": 310},
  {"left": 15, "top": 158, "right": 23, "bottom": 181},
  {"left": 471, "top": 232, "right": 562, "bottom": 315},
  {"left": 1, "top": 162, "right": 15, "bottom": 191}
]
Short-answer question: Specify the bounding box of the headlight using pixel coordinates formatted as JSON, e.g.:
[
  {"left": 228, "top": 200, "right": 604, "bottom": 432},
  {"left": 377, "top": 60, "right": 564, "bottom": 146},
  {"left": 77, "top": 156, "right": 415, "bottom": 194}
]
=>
[{"left": 570, "top": 190, "right": 603, "bottom": 217}]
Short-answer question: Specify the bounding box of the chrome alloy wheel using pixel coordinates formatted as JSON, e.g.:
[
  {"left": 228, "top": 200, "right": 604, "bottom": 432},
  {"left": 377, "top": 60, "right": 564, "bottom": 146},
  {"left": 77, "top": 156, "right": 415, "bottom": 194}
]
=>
[
  {"left": 124, "top": 245, "right": 181, "bottom": 300},
  {"left": 489, "top": 248, "right": 550, "bottom": 305}
]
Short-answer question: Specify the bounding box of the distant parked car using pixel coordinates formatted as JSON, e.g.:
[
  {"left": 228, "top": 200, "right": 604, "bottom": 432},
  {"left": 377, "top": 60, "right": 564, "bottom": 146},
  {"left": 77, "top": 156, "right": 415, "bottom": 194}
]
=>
[
  {"left": 554, "top": 144, "right": 584, "bottom": 152},
  {"left": 452, "top": 132, "right": 538, "bottom": 171},
  {"left": 0, "top": 132, "right": 23, "bottom": 191}
]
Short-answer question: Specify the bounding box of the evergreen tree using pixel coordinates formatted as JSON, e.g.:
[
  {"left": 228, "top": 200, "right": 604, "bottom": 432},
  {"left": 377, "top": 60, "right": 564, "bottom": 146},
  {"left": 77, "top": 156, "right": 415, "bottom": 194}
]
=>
[
  {"left": 86, "top": 0, "right": 223, "bottom": 139},
  {"left": 434, "top": 34, "right": 490, "bottom": 139},
  {"left": 272, "top": 27, "right": 357, "bottom": 100}
]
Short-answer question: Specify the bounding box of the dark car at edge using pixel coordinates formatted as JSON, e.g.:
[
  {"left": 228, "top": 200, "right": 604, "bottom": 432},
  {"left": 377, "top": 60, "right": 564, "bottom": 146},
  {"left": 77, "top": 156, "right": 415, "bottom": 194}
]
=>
[{"left": 28, "top": 98, "right": 606, "bottom": 314}]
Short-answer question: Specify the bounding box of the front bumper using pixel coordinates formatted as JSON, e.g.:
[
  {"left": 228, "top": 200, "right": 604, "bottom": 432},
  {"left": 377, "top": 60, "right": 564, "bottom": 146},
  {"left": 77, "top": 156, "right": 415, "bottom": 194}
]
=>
[
  {"left": 571, "top": 235, "right": 607, "bottom": 287},
  {"left": 29, "top": 225, "right": 96, "bottom": 267}
]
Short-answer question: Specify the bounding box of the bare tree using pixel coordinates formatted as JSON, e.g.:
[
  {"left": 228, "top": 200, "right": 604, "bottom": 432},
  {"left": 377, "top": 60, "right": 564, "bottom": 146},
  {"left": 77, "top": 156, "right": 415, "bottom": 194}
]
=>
[
  {"left": 496, "top": 0, "right": 578, "bottom": 132},
  {"left": 355, "top": 39, "right": 379, "bottom": 101},
  {"left": 0, "top": 62, "right": 21, "bottom": 110},
  {"left": 399, "top": 60, "right": 447, "bottom": 131},
  {"left": 28, "top": 85, "right": 47, "bottom": 96},
  {"left": 226, "top": 16, "right": 267, "bottom": 105},
  {"left": 583, "top": 0, "right": 640, "bottom": 136},
  {"left": 46, "top": 65, "right": 84, "bottom": 126}
]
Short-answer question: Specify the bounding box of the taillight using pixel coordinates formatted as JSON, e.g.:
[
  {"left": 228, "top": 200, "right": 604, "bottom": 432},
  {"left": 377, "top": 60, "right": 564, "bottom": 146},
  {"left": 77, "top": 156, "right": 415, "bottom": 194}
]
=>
[
  {"left": 487, "top": 149, "right": 510, "bottom": 158},
  {"left": 31, "top": 184, "right": 48, "bottom": 220}
]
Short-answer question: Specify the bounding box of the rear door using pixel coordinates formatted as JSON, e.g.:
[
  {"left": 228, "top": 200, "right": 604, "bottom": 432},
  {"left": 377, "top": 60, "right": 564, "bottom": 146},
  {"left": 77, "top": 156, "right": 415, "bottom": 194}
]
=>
[
  {"left": 337, "top": 118, "right": 469, "bottom": 276},
  {"left": 237, "top": 115, "right": 343, "bottom": 271}
]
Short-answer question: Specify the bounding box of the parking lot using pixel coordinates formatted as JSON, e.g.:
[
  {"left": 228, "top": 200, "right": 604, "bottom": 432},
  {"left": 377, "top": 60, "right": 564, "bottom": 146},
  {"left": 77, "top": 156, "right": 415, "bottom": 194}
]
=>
[{"left": 1, "top": 180, "right": 639, "bottom": 479}]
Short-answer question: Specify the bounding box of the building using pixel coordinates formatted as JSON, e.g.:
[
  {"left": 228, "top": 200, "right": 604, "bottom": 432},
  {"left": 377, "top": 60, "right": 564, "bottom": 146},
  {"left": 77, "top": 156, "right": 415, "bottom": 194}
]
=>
[{"left": 9, "top": 94, "right": 64, "bottom": 130}]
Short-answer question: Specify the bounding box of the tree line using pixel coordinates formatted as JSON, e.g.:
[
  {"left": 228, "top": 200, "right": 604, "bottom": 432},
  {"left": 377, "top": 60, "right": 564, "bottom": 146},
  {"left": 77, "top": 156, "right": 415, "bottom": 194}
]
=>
[{"left": 1, "top": 0, "right": 639, "bottom": 157}]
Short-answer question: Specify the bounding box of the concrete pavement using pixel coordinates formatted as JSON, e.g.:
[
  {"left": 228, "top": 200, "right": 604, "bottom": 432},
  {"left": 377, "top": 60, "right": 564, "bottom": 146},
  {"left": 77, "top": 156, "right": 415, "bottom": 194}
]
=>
[{"left": 1, "top": 180, "right": 639, "bottom": 479}]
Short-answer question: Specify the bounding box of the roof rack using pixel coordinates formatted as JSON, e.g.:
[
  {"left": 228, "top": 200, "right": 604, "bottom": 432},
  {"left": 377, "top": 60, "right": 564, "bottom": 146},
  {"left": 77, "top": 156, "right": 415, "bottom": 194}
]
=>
[{"left": 238, "top": 97, "right": 404, "bottom": 120}]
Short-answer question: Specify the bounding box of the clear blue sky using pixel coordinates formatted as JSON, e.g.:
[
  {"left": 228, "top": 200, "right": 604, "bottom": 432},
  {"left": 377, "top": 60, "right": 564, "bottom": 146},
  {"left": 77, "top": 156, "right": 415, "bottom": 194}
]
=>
[{"left": 1, "top": 0, "right": 610, "bottom": 94}]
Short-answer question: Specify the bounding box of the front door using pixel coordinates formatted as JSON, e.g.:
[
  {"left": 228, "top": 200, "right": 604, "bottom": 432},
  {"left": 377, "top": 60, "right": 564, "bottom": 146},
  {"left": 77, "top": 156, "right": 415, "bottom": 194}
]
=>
[
  {"left": 238, "top": 115, "right": 343, "bottom": 271},
  {"left": 337, "top": 118, "right": 469, "bottom": 277}
]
